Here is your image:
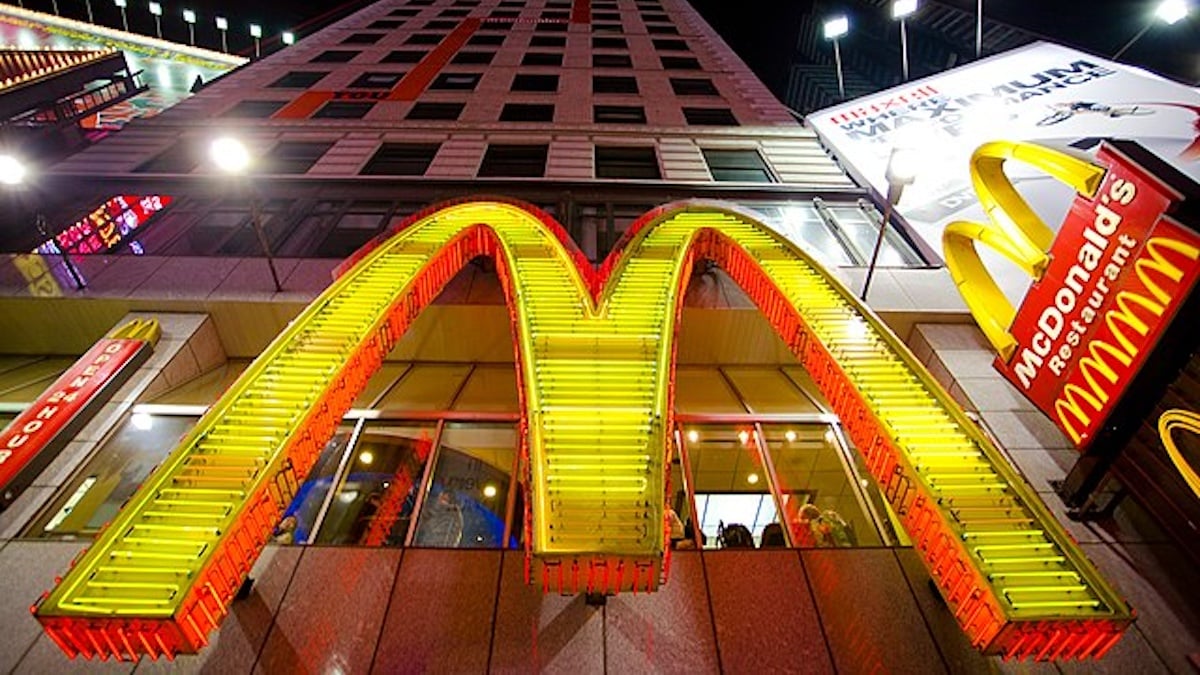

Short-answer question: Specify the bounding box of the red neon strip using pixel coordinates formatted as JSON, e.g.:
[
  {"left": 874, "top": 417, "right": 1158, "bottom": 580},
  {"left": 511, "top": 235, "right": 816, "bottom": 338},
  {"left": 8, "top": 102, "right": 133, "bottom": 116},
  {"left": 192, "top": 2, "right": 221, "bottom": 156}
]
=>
[
  {"left": 570, "top": 0, "right": 591, "bottom": 24},
  {"left": 273, "top": 91, "right": 334, "bottom": 119},
  {"left": 389, "top": 18, "right": 481, "bottom": 101}
]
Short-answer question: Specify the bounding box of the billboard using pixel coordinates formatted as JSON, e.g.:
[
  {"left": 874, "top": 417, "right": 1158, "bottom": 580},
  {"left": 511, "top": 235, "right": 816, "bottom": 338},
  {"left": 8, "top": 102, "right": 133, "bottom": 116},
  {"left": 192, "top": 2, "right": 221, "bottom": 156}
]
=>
[{"left": 808, "top": 42, "right": 1200, "bottom": 298}]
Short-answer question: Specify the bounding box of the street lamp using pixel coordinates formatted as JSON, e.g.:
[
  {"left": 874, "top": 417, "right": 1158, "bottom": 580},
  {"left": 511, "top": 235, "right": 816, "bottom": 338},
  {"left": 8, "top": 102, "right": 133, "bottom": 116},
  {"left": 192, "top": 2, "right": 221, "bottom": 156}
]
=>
[
  {"left": 975, "top": 0, "right": 982, "bottom": 58},
  {"left": 823, "top": 15, "right": 849, "bottom": 101},
  {"left": 249, "top": 23, "right": 262, "bottom": 58},
  {"left": 282, "top": 31, "right": 295, "bottom": 46},
  {"left": 0, "top": 155, "right": 86, "bottom": 290},
  {"left": 148, "top": 1, "right": 162, "bottom": 39},
  {"left": 215, "top": 16, "right": 229, "bottom": 53},
  {"left": 83, "top": 0, "right": 94, "bottom": 23},
  {"left": 209, "top": 137, "right": 283, "bottom": 292},
  {"left": 861, "top": 148, "right": 919, "bottom": 301},
  {"left": 892, "top": 0, "right": 918, "bottom": 81},
  {"left": 182, "top": 9, "right": 196, "bottom": 46},
  {"left": 114, "top": 0, "right": 128, "bottom": 31},
  {"left": 1113, "top": 0, "right": 1191, "bottom": 60}
]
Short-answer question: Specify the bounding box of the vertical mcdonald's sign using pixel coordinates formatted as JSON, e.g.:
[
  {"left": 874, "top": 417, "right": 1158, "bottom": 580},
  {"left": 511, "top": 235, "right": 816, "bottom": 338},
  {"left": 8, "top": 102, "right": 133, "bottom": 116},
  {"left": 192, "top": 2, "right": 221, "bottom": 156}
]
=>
[
  {"left": 945, "top": 140, "right": 1200, "bottom": 448},
  {"left": 0, "top": 319, "right": 160, "bottom": 509}
]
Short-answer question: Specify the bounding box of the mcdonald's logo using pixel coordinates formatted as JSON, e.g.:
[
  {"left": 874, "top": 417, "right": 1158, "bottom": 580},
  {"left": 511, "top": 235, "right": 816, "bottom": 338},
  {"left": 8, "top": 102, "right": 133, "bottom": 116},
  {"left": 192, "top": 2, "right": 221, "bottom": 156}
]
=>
[
  {"left": 1159, "top": 409, "right": 1200, "bottom": 499},
  {"left": 945, "top": 140, "right": 1200, "bottom": 446},
  {"left": 35, "top": 199, "right": 1130, "bottom": 661}
]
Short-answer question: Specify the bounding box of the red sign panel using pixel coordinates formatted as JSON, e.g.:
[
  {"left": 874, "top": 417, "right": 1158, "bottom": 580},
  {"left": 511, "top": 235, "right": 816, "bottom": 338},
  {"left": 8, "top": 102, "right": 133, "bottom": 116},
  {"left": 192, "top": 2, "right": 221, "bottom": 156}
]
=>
[
  {"left": 0, "top": 339, "right": 148, "bottom": 505},
  {"left": 997, "top": 144, "right": 1200, "bottom": 447}
]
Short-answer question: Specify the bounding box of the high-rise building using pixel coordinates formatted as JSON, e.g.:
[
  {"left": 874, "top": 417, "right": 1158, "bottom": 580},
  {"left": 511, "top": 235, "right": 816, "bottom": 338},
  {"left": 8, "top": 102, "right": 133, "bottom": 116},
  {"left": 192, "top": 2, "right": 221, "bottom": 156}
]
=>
[{"left": 0, "top": 0, "right": 1195, "bottom": 672}]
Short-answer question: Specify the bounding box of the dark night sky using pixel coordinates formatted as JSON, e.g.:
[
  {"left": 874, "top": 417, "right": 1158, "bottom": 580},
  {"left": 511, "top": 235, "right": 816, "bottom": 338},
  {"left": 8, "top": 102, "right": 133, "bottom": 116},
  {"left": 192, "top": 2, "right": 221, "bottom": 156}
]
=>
[{"left": 12, "top": 0, "right": 1200, "bottom": 97}]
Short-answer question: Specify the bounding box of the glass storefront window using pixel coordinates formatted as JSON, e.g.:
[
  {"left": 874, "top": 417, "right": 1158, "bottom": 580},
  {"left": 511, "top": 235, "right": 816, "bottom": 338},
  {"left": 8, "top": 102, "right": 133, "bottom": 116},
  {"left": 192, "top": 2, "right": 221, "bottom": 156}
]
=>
[
  {"left": 314, "top": 422, "right": 436, "bottom": 545},
  {"left": 412, "top": 423, "right": 517, "bottom": 548},
  {"left": 683, "top": 425, "right": 776, "bottom": 548},
  {"left": 29, "top": 414, "right": 198, "bottom": 538},
  {"left": 274, "top": 425, "right": 356, "bottom": 545}
]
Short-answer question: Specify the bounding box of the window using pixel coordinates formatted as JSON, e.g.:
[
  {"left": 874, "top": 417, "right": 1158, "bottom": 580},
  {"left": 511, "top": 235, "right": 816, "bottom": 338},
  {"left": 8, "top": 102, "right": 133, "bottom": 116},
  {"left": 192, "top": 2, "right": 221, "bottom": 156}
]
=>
[
  {"left": 221, "top": 99, "right": 285, "bottom": 118},
  {"left": 349, "top": 71, "right": 405, "bottom": 88},
  {"left": 134, "top": 142, "right": 197, "bottom": 173},
  {"left": 529, "top": 35, "right": 565, "bottom": 47},
  {"left": 702, "top": 149, "right": 773, "bottom": 181},
  {"left": 311, "top": 50, "right": 359, "bottom": 63},
  {"left": 684, "top": 425, "right": 774, "bottom": 548},
  {"left": 490, "top": 9, "right": 519, "bottom": 18},
  {"left": 440, "top": 8, "right": 470, "bottom": 17},
  {"left": 342, "top": 33, "right": 384, "bottom": 45},
  {"left": 653, "top": 38, "right": 688, "bottom": 51},
  {"left": 368, "top": 19, "right": 404, "bottom": 29},
  {"left": 500, "top": 103, "right": 554, "bottom": 122},
  {"left": 452, "top": 51, "right": 495, "bottom": 65},
  {"left": 592, "top": 36, "right": 626, "bottom": 49},
  {"left": 479, "top": 20, "right": 514, "bottom": 31},
  {"left": 521, "top": 52, "right": 563, "bottom": 67},
  {"left": 266, "top": 142, "right": 333, "bottom": 174},
  {"left": 647, "top": 24, "right": 679, "bottom": 34},
  {"left": 543, "top": 10, "right": 569, "bottom": 19},
  {"left": 643, "top": 12, "right": 669, "bottom": 22},
  {"left": 661, "top": 55, "right": 701, "bottom": 69},
  {"left": 684, "top": 107, "right": 738, "bottom": 125},
  {"left": 593, "top": 11, "right": 620, "bottom": 21},
  {"left": 593, "top": 53, "right": 632, "bottom": 68},
  {"left": 269, "top": 71, "right": 329, "bottom": 88},
  {"left": 594, "top": 105, "right": 646, "bottom": 124},
  {"left": 534, "top": 22, "right": 567, "bottom": 31},
  {"left": 381, "top": 50, "right": 426, "bottom": 63},
  {"left": 424, "top": 19, "right": 459, "bottom": 29},
  {"left": 511, "top": 73, "right": 558, "bottom": 92},
  {"left": 389, "top": 8, "right": 419, "bottom": 16},
  {"left": 314, "top": 101, "right": 375, "bottom": 119},
  {"left": 592, "top": 23, "right": 623, "bottom": 32},
  {"left": 406, "top": 33, "right": 445, "bottom": 45},
  {"left": 593, "top": 75, "right": 638, "bottom": 94},
  {"left": 431, "top": 72, "right": 481, "bottom": 90},
  {"left": 406, "top": 101, "right": 465, "bottom": 120},
  {"left": 499, "top": 0, "right": 524, "bottom": 6},
  {"left": 478, "top": 144, "right": 548, "bottom": 177},
  {"left": 468, "top": 33, "right": 505, "bottom": 45},
  {"left": 361, "top": 143, "right": 440, "bottom": 175},
  {"left": 595, "top": 146, "right": 660, "bottom": 179},
  {"left": 670, "top": 77, "right": 718, "bottom": 95}
]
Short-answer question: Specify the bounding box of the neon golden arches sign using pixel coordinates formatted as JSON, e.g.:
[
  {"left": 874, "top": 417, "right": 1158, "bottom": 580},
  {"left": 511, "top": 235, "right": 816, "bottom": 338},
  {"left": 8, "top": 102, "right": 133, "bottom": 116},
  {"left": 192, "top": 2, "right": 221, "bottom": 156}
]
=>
[
  {"left": 1159, "top": 409, "right": 1200, "bottom": 499},
  {"left": 37, "top": 199, "right": 1130, "bottom": 661}
]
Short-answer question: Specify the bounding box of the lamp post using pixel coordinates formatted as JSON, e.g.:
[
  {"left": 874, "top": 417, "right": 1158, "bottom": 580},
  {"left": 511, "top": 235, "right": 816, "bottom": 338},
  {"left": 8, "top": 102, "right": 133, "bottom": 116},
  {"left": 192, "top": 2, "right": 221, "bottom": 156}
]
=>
[
  {"left": 0, "top": 155, "right": 86, "bottom": 291},
  {"left": 861, "top": 148, "right": 918, "bottom": 301},
  {"left": 282, "top": 31, "right": 295, "bottom": 46},
  {"left": 114, "top": 0, "right": 128, "bottom": 31},
  {"left": 182, "top": 9, "right": 196, "bottom": 46},
  {"left": 215, "top": 16, "right": 228, "bottom": 53},
  {"left": 148, "top": 1, "right": 162, "bottom": 39},
  {"left": 975, "top": 0, "right": 982, "bottom": 58},
  {"left": 249, "top": 23, "right": 262, "bottom": 58},
  {"left": 209, "top": 137, "right": 283, "bottom": 292},
  {"left": 83, "top": 0, "right": 94, "bottom": 23},
  {"left": 823, "top": 15, "right": 849, "bottom": 101},
  {"left": 892, "top": 0, "right": 918, "bottom": 81},
  {"left": 50, "top": 0, "right": 59, "bottom": 16},
  {"left": 1113, "top": 0, "right": 1191, "bottom": 60}
]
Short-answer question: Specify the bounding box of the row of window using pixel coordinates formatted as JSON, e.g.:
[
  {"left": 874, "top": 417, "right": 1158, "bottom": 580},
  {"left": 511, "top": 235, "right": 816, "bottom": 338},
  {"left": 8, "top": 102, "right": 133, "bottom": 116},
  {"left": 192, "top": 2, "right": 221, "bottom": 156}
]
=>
[
  {"left": 273, "top": 69, "right": 718, "bottom": 97},
  {"left": 227, "top": 99, "right": 735, "bottom": 125},
  {"left": 311, "top": 47, "right": 702, "bottom": 71}
]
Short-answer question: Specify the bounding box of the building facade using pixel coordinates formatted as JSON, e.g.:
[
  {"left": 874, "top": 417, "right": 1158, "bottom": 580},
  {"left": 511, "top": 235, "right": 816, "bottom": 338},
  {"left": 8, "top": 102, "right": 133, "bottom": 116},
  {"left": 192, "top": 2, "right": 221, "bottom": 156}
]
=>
[{"left": 0, "top": 0, "right": 1197, "bottom": 672}]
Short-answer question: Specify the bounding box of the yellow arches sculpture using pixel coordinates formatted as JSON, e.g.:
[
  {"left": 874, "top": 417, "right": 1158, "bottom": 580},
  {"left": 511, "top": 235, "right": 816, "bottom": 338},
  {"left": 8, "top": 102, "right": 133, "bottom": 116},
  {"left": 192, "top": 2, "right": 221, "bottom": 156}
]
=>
[{"left": 35, "top": 199, "right": 1130, "bottom": 661}]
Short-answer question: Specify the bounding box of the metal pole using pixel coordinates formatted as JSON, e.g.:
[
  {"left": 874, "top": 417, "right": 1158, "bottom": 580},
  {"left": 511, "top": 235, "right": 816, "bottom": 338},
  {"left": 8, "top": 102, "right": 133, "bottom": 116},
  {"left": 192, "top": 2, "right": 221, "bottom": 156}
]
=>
[
  {"left": 35, "top": 214, "right": 85, "bottom": 290},
  {"left": 187, "top": 24, "right": 195, "bottom": 45},
  {"left": 84, "top": 0, "right": 94, "bottom": 22},
  {"left": 119, "top": 7, "right": 128, "bottom": 31},
  {"left": 153, "top": 15, "right": 161, "bottom": 39},
  {"left": 220, "top": 30, "right": 228, "bottom": 53},
  {"left": 900, "top": 18, "right": 909, "bottom": 81},
  {"left": 254, "top": 37, "right": 261, "bottom": 59},
  {"left": 250, "top": 199, "right": 283, "bottom": 292},
  {"left": 860, "top": 195, "right": 895, "bottom": 301},
  {"left": 51, "top": 0, "right": 59, "bottom": 15},
  {"left": 833, "top": 38, "right": 845, "bottom": 100},
  {"left": 1112, "top": 21, "right": 1153, "bottom": 60},
  {"left": 975, "top": 0, "right": 982, "bottom": 58}
]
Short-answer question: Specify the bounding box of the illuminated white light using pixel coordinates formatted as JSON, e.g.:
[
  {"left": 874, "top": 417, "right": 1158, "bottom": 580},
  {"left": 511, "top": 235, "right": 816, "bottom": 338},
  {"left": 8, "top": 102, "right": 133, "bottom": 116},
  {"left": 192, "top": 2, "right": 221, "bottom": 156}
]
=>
[
  {"left": 892, "top": 0, "right": 918, "bottom": 19},
  {"left": 182, "top": 9, "right": 196, "bottom": 23},
  {"left": 148, "top": 2, "right": 162, "bottom": 16},
  {"left": 131, "top": 412, "right": 153, "bottom": 430},
  {"left": 784, "top": 430, "right": 797, "bottom": 443},
  {"left": 282, "top": 31, "right": 295, "bottom": 45},
  {"left": 215, "top": 16, "right": 228, "bottom": 30},
  {"left": 746, "top": 472, "right": 760, "bottom": 485},
  {"left": 885, "top": 147, "right": 921, "bottom": 186},
  {"left": 686, "top": 429, "right": 699, "bottom": 443},
  {"left": 737, "top": 429, "right": 751, "bottom": 445},
  {"left": 249, "top": 23, "right": 262, "bottom": 38},
  {"left": 338, "top": 490, "right": 358, "bottom": 503},
  {"left": 483, "top": 484, "right": 498, "bottom": 498},
  {"left": 823, "top": 15, "right": 848, "bottom": 40},
  {"left": 359, "top": 450, "right": 373, "bottom": 465},
  {"left": 210, "top": 136, "right": 250, "bottom": 174},
  {"left": 114, "top": 0, "right": 126, "bottom": 6},
  {"left": 0, "top": 154, "right": 27, "bottom": 186},
  {"left": 1156, "top": 0, "right": 1189, "bottom": 24}
]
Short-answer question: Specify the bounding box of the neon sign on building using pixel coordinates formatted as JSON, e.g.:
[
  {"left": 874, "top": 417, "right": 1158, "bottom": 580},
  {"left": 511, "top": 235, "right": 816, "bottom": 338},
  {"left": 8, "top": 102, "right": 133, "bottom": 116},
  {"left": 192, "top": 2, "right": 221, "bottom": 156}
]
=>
[
  {"left": 35, "top": 195, "right": 171, "bottom": 256},
  {"left": 35, "top": 200, "right": 1131, "bottom": 662}
]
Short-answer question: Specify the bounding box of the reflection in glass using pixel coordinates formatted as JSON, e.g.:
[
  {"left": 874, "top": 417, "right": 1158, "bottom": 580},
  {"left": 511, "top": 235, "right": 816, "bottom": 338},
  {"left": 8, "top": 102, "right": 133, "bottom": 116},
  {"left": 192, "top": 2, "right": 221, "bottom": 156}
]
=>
[
  {"left": 315, "top": 423, "right": 435, "bottom": 545},
  {"left": 684, "top": 425, "right": 774, "bottom": 548},
  {"left": 413, "top": 423, "right": 517, "bottom": 548},
  {"left": 30, "top": 415, "right": 198, "bottom": 537},
  {"left": 275, "top": 425, "right": 355, "bottom": 544}
]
